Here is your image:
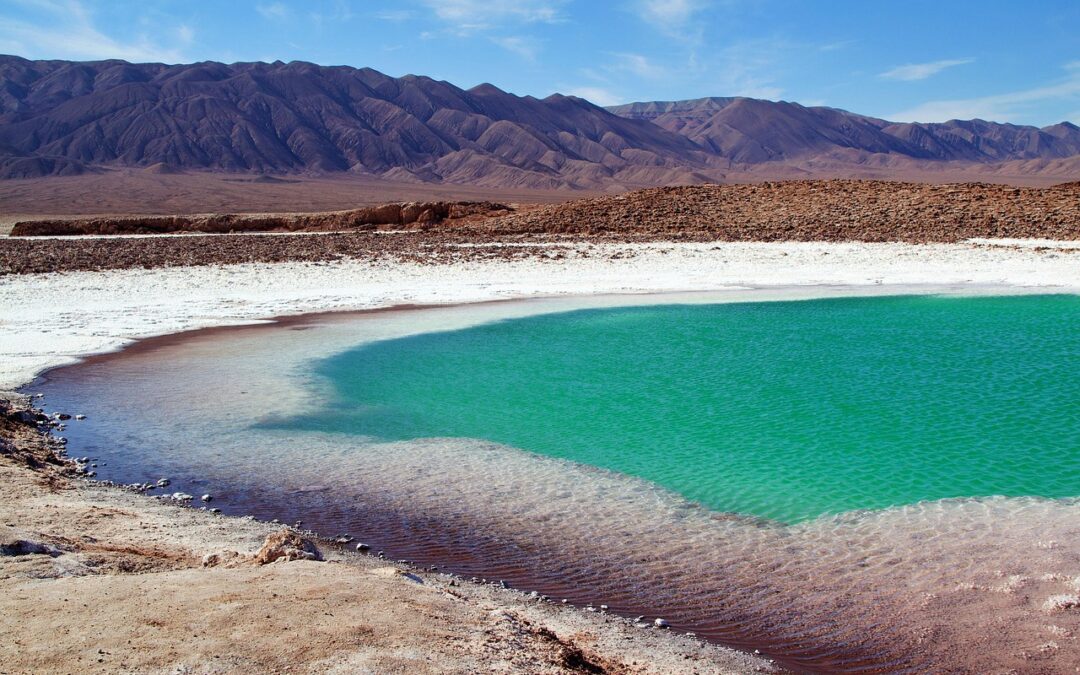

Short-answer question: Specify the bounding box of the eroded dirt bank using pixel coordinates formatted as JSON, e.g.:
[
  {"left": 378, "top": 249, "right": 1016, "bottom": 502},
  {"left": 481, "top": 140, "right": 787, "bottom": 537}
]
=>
[{"left": 3, "top": 180, "right": 1078, "bottom": 275}]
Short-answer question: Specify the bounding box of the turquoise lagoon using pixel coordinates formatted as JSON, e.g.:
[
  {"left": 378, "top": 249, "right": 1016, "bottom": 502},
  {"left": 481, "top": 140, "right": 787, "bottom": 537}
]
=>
[{"left": 271, "top": 294, "right": 1080, "bottom": 523}]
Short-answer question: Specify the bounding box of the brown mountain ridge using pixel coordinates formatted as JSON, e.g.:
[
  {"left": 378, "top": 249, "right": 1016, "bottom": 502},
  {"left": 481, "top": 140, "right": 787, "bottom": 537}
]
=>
[{"left": 1, "top": 56, "right": 1078, "bottom": 188}]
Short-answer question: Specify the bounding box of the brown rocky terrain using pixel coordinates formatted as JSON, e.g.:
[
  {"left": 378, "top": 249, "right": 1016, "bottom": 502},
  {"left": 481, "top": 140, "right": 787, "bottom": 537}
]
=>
[
  {"left": 9, "top": 200, "right": 512, "bottom": 236},
  {"left": 3, "top": 180, "right": 1078, "bottom": 274},
  {"left": 475, "top": 180, "right": 1080, "bottom": 242},
  {"left": 0, "top": 397, "right": 776, "bottom": 673}
]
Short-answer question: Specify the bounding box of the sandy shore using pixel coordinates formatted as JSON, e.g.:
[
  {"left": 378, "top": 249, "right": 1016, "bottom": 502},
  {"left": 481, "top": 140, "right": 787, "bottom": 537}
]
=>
[
  {"left": 1, "top": 398, "right": 772, "bottom": 674},
  {"left": 2, "top": 239, "right": 1079, "bottom": 672}
]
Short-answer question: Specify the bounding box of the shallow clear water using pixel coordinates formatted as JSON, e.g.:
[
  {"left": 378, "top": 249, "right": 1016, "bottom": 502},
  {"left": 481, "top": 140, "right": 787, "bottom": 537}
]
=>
[
  {"left": 270, "top": 295, "right": 1080, "bottom": 523},
  {"left": 33, "top": 292, "right": 1080, "bottom": 672}
]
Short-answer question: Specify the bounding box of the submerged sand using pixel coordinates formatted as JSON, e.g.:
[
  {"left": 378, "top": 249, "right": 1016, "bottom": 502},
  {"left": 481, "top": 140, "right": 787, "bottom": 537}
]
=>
[{"left": 0, "top": 398, "right": 773, "bottom": 674}]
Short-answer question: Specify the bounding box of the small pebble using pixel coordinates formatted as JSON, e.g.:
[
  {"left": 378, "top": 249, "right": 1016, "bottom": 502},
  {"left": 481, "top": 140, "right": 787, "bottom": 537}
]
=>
[
  {"left": 654, "top": 618, "right": 670, "bottom": 629},
  {"left": 200, "top": 494, "right": 212, "bottom": 502}
]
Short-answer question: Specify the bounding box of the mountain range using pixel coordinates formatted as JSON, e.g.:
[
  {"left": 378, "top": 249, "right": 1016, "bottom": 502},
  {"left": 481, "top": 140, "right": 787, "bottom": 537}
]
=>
[{"left": 1, "top": 56, "right": 1078, "bottom": 187}]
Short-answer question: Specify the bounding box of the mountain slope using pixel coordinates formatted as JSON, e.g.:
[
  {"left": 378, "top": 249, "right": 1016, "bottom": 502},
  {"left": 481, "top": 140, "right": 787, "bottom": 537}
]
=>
[
  {"left": 1, "top": 56, "right": 1078, "bottom": 186},
  {"left": 0, "top": 56, "right": 710, "bottom": 187},
  {"left": 608, "top": 97, "right": 1080, "bottom": 164}
]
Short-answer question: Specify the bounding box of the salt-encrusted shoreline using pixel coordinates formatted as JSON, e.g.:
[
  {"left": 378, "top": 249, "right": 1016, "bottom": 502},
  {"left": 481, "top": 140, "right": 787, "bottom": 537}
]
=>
[{"left": 3, "top": 240, "right": 1079, "bottom": 391}]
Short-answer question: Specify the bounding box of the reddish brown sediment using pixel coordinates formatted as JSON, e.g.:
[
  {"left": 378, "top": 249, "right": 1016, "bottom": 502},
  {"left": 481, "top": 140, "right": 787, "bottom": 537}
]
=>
[
  {"left": 9, "top": 200, "right": 513, "bottom": 236},
  {"left": 3, "top": 179, "right": 1079, "bottom": 275}
]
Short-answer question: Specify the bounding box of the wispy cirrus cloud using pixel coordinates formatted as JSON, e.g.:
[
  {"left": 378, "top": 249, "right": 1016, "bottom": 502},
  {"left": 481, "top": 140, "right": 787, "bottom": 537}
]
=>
[
  {"left": 421, "top": 0, "right": 565, "bottom": 33},
  {"left": 608, "top": 52, "right": 667, "bottom": 79},
  {"left": 705, "top": 37, "right": 791, "bottom": 99},
  {"left": 375, "top": 9, "right": 415, "bottom": 21},
  {"left": 637, "top": 0, "right": 708, "bottom": 28},
  {"left": 491, "top": 36, "right": 540, "bottom": 62},
  {"left": 176, "top": 24, "right": 194, "bottom": 45},
  {"left": 880, "top": 58, "right": 974, "bottom": 81},
  {"left": 0, "top": 0, "right": 187, "bottom": 62},
  {"left": 890, "top": 62, "right": 1080, "bottom": 123},
  {"left": 633, "top": 0, "right": 710, "bottom": 39},
  {"left": 256, "top": 2, "right": 288, "bottom": 21}
]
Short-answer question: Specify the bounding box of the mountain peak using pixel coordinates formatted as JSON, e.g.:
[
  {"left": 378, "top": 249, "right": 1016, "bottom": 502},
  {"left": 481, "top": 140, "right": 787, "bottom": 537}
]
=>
[{"left": 468, "top": 82, "right": 505, "bottom": 96}]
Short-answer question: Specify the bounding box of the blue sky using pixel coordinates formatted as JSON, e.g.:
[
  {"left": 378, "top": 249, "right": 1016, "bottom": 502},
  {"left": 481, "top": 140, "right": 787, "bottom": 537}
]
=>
[{"left": 1, "top": 0, "right": 1078, "bottom": 126}]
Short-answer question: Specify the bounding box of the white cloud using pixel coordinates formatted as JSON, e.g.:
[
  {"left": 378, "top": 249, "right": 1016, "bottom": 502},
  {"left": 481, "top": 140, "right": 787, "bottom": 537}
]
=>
[
  {"left": 635, "top": 0, "right": 709, "bottom": 38},
  {"left": 880, "top": 58, "right": 973, "bottom": 81},
  {"left": 421, "top": 0, "right": 564, "bottom": 33},
  {"left": 890, "top": 64, "right": 1080, "bottom": 123},
  {"left": 0, "top": 0, "right": 186, "bottom": 62},
  {"left": 819, "top": 40, "right": 855, "bottom": 53},
  {"left": 491, "top": 36, "right": 540, "bottom": 61},
  {"left": 565, "top": 86, "right": 622, "bottom": 107},
  {"left": 609, "top": 52, "right": 667, "bottom": 79},
  {"left": 375, "top": 9, "right": 414, "bottom": 21},
  {"left": 256, "top": 2, "right": 288, "bottom": 21},
  {"left": 639, "top": 0, "right": 706, "bottom": 26},
  {"left": 707, "top": 37, "right": 789, "bottom": 100},
  {"left": 176, "top": 24, "right": 194, "bottom": 45}
]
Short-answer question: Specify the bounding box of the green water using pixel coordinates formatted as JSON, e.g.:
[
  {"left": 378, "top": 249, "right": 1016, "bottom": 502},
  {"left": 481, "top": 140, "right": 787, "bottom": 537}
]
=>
[{"left": 277, "top": 295, "right": 1080, "bottom": 523}]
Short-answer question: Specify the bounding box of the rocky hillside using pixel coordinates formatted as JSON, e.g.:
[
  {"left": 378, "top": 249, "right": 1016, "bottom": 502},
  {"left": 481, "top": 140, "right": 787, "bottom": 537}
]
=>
[
  {"left": 0, "top": 56, "right": 709, "bottom": 187},
  {"left": 609, "top": 97, "right": 1080, "bottom": 164},
  {"left": 1, "top": 56, "right": 1078, "bottom": 186}
]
